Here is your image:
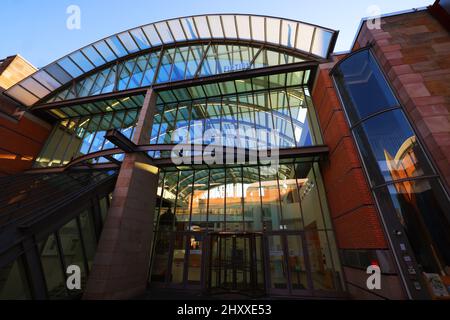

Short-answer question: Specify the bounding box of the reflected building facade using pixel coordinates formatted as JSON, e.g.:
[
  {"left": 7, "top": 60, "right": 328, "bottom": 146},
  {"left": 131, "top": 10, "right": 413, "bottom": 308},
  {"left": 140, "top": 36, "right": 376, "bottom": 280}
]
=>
[{"left": 1, "top": 2, "right": 450, "bottom": 300}]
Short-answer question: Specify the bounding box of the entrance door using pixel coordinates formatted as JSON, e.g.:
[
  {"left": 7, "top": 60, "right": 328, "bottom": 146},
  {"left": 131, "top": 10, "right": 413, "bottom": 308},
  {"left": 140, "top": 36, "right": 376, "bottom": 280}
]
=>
[
  {"left": 165, "top": 232, "right": 206, "bottom": 289},
  {"left": 207, "top": 233, "right": 265, "bottom": 296},
  {"left": 265, "top": 232, "right": 313, "bottom": 295}
]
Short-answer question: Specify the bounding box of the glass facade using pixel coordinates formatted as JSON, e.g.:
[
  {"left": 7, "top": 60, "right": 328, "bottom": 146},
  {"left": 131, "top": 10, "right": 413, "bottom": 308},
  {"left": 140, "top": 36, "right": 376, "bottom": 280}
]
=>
[
  {"left": 2, "top": 17, "right": 344, "bottom": 299},
  {"left": 333, "top": 48, "right": 450, "bottom": 291},
  {"left": 35, "top": 108, "right": 139, "bottom": 167},
  {"left": 151, "top": 161, "right": 343, "bottom": 292},
  {"left": 37, "top": 196, "right": 109, "bottom": 299},
  {"left": 150, "top": 86, "right": 321, "bottom": 152}
]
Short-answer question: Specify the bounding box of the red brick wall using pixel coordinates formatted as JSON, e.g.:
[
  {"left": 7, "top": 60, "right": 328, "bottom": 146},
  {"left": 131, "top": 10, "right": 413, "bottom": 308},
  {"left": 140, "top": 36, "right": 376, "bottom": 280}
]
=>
[
  {"left": 312, "top": 63, "right": 388, "bottom": 250},
  {"left": 355, "top": 10, "right": 450, "bottom": 192},
  {"left": 0, "top": 114, "right": 51, "bottom": 176}
]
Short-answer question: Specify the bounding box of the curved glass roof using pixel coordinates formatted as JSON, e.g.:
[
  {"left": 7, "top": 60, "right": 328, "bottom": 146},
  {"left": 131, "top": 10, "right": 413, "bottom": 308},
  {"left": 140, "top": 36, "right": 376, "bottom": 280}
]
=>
[
  {"left": 42, "top": 44, "right": 307, "bottom": 105},
  {"left": 5, "top": 14, "right": 337, "bottom": 106}
]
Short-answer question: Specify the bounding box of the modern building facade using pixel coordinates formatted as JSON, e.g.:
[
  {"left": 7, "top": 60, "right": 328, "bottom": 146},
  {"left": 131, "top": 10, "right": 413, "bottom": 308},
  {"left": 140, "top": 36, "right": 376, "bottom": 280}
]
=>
[{"left": 0, "top": 1, "right": 449, "bottom": 300}]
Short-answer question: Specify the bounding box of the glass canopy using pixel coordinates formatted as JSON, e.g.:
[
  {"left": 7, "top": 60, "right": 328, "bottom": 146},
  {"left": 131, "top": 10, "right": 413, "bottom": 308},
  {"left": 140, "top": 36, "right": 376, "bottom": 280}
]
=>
[
  {"left": 42, "top": 45, "right": 306, "bottom": 105},
  {"left": 5, "top": 14, "right": 337, "bottom": 106}
]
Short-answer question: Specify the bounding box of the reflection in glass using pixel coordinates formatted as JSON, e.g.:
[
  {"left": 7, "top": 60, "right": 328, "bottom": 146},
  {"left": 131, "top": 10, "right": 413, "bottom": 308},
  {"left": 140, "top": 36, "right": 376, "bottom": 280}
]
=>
[
  {"left": 375, "top": 179, "right": 450, "bottom": 276},
  {"left": 268, "top": 235, "right": 287, "bottom": 289},
  {"left": 353, "top": 110, "right": 433, "bottom": 186},
  {"left": 333, "top": 49, "right": 398, "bottom": 124}
]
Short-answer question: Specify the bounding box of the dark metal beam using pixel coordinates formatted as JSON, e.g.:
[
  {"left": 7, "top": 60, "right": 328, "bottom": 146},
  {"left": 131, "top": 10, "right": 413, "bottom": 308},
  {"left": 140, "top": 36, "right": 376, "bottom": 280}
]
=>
[
  {"left": 25, "top": 144, "right": 329, "bottom": 174},
  {"left": 105, "top": 129, "right": 138, "bottom": 153}
]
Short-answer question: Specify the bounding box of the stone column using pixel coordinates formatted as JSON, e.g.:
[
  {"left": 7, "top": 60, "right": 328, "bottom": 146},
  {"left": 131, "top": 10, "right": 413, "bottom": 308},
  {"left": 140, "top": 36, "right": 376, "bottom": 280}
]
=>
[{"left": 84, "top": 89, "right": 159, "bottom": 300}]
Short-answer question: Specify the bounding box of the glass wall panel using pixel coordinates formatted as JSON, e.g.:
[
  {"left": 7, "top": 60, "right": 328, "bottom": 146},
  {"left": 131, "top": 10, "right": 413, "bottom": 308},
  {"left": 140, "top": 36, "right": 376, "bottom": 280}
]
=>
[
  {"left": 333, "top": 47, "right": 450, "bottom": 294},
  {"left": 208, "top": 169, "right": 226, "bottom": 232},
  {"left": 190, "top": 170, "right": 209, "bottom": 231},
  {"left": 243, "top": 166, "right": 263, "bottom": 231},
  {"left": 375, "top": 179, "right": 450, "bottom": 275},
  {"left": 333, "top": 50, "right": 399, "bottom": 125},
  {"left": 260, "top": 166, "right": 282, "bottom": 231},
  {"left": 268, "top": 235, "right": 287, "bottom": 289},
  {"left": 156, "top": 162, "right": 331, "bottom": 233},
  {"left": 174, "top": 171, "right": 194, "bottom": 232},
  {"left": 58, "top": 219, "right": 87, "bottom": 296},
  {"left": 225, "top": 167, "right": 244, "bottom": 232},
  {"left": 151, "top": 230, "right": 171, "bottom": 282},
  {"left": 286, "top": 235, "right": 308, "bottom": 290},
  {"left": 78, "top": 210, "right": 97, "bottom": 270},
  {"left": 305, "top": 230, "right": 340, "bottom": 291},
  {"left": 353, "top": 109, "right": 434, "bottom": 186},
  {"left": 187, "top": 233, "right": 204, "bottom": 285},
  {"left": 0, "top": 259, "right": 31, "bottom": 300},
  {"left": 170, "top": 234, "right": 186, "bottom": 285},
  {"left": 39, "top": 234, "right": 67, "bottom": 299}
]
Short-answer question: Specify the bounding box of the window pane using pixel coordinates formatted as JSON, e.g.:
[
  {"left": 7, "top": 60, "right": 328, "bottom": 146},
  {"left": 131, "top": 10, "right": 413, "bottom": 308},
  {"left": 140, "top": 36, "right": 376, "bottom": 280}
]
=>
[
  {"left": 375, "top": 179, "right": 450, "bottom": 277},
  {"left": 79, "top": 210, "right": 97, "bottom": 270},
  {"left": 333, "top": 50, "right": 399, "bottom": 124},
  {"left": 353, "top": 109, "right": 434, "bottom": 186},
  {"left": 59, "top": 219, "right": 87, "bottom": 296},
  {"left": 305, "top": 230, "right": 342, "bottom": 291},
  {"left": 0, "top": 259, "right": 31, "bottom": 300},
  {"left": 174, "top": 171, "right": 193, "bottom": 231},
  {"left": 39, "top": 234, "right": 67, "bottom": 299},
  {"left": 209, "top": 169, "right": 226, "bottom": 231}
]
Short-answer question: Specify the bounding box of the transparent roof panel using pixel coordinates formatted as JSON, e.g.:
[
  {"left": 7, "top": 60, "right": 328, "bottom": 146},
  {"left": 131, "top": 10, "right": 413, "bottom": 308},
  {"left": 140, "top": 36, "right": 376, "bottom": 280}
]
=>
[
  {"left": 180, "top": 17, "right": 198, "bottom": 40},
  {"left": 311, "top": 29, "right": 334, "bottom": 57},
  {"left": 93, "top": 40, "right": 117, "bottom": 61},
  {"left": 21, "top": 77, "right": 50, "bottom": 98},
  {"left": 32, "top": 70, "right": 61, "bottom": 90},
  {"left": 129, "top": 28, "right": 151, "bottom": 50},
  {"left": 281, "top": 20, "right": 297, "bottom": 48},
  {"left": 155, "top": 22, "right": 174, "bottom": 44},
  {"left": 207, "top": 15, "right": 224, "bottom": 38},
  {"left": 221, "top": 15, "right": 237, "bottom": 39},
  {"left": 296, "top": 23, "right": 315, "bottom": 53},
  {"left": 82, "top": 46, "right": 106, "bottom": 67},
  {"left": 106, "top": 36, "right": 129, "bottom": 57},
  {"left": 6, "top": 15, "right": 336, "bottom": 106},
  {"left": 69, "top": 51, "right": 95, "bottom": 72},
  {"left": 167, "top": 19, "right": 186, "bottom": 42},
  {"left": 194, "top": 16, "right": 211, "bottom": 39},
  {"left": 236, "top": 15, "right": 251, "bottom": 40},
  {"left": 118, "top": 32, "right": 140, "bottom": 53},
  {"left": 266, "top": 18, "right": 281, "bottom": 45},
  {"left": 251, "top": 16, "right": 265, "bottom": 42},
  {"left": 57, "top": 57, "right": 84, "bottom": 78}
]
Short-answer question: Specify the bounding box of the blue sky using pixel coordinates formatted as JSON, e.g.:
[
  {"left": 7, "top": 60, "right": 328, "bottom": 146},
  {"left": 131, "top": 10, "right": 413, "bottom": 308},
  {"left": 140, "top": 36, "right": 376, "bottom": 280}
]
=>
[{"left": 1, "top": 0, "right": 431, "bottom": 68}]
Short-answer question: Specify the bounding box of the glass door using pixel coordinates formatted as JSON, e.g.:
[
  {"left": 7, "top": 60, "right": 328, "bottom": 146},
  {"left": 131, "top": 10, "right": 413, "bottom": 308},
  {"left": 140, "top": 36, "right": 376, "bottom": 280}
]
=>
[
  {"left": 166, "top": 231, "right": 206, "bottom": 289},
  {"left": 207, "top": 233, "right": 265, "bottom": 296},
  {"left": 265, "top": 232, "right": 312, "bottom": 295}
]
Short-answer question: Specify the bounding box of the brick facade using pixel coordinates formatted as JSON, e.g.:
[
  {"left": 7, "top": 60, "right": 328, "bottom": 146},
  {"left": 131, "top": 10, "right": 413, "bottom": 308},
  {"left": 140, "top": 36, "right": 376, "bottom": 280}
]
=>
[{"left": 312, "top": 64, "right": 388, "bottom": 250}]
